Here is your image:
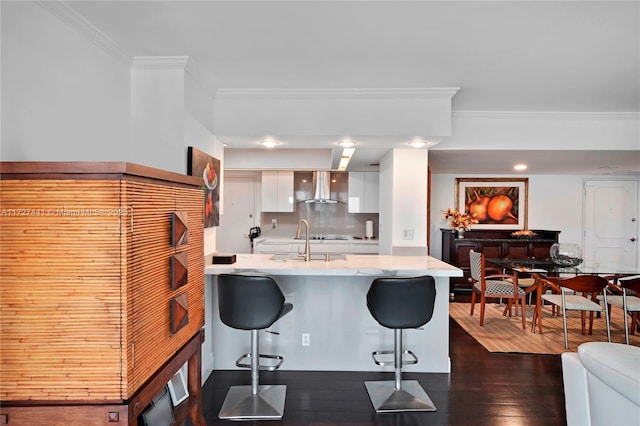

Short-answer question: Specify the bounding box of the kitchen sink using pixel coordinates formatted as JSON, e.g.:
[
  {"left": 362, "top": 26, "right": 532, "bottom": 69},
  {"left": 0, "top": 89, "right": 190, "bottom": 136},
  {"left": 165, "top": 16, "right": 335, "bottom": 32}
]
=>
[{"left": 269, "top": 253, "right": 347, "bottom": 261}]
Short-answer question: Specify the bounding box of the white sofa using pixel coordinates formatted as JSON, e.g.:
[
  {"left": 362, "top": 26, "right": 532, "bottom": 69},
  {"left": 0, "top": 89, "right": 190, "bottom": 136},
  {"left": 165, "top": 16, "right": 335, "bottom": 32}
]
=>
[{"left": 561, "top": 342, "right": 640, "bottom": 426}]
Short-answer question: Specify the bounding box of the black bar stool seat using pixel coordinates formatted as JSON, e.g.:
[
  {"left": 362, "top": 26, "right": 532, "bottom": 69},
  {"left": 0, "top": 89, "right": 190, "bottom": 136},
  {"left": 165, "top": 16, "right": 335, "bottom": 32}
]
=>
[
  {"left": 365, "top": 275, "right": 437, "bottom": 413},
  {"left": 217, "top": 273, "right": 293, "bottom": 420}
]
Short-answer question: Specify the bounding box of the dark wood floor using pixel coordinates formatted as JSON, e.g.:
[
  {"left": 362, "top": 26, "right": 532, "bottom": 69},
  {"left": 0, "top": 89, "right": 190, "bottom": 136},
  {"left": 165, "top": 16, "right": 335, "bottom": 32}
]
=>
[{"left": 197, "top": 311, "right": 566, "bottom": 426}]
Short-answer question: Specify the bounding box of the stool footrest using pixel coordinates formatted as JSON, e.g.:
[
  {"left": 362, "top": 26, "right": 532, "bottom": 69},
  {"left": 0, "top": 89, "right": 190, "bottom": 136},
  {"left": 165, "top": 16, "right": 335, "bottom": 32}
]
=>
[
  {"left": 235, "top": 353, "right": 284, "bottom": 371},
  {"left": 372, "top": 349, "right": 418, "bottom": 367}
]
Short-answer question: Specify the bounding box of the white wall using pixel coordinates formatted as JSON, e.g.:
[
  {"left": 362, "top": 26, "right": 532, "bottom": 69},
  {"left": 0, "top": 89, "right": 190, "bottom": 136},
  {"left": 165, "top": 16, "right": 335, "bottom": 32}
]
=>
[
  {"left": 214, "top": 89, "right": 456, "bottom": 139},
  {"left": 430, "top": 173, "right": 595, "bottom": 259},
  {"left": 224, "top": 148, "right": 333, "bottom": 170},
  {"left": 447, "top": 111, "right": 639, "bottom": 151},
  {"left": 378, "top": 151, "right": 393, "bottom": 254},
  {"left": 130, "top": 61, "right": 186, "bottom": 173},
  {"left": 1, "top": 2, "right": 130, "bottom": 161},
  {"left": 379, "top": 149, "right": 429, "bottom": 255}
]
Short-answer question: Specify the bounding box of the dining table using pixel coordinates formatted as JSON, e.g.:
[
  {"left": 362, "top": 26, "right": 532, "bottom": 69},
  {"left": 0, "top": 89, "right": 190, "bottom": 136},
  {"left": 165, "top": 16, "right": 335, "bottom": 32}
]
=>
[{"left": 485, "top": 258, "right": 640, "bottom": 333}]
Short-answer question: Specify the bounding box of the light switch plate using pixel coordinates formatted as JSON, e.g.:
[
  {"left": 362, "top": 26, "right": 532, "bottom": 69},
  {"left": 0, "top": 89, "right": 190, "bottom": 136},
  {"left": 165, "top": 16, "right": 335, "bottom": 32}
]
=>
[{"left": 402, "top": 229, "right": 414, "bottom": 240}]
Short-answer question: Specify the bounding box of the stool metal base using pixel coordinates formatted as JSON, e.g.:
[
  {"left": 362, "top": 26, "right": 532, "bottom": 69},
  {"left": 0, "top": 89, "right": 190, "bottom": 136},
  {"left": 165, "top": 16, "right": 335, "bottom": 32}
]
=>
[
  {"left": 365, "top": 380, "right": 436, "bottom": 413},
  {"left": 218, "top": 384, "right": 286, "bottom": 420}
]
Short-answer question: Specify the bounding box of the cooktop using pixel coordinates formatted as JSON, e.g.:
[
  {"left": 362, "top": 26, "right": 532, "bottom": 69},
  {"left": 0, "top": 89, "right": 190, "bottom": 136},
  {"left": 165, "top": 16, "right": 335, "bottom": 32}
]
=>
[{"left": 294, "top": 234, "right": 351, "bottom": 240}]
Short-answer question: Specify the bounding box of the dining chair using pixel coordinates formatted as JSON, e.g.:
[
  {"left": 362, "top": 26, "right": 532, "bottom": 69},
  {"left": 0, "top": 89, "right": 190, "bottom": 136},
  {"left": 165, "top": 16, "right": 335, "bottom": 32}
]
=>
[
  {"left": 538, "top": 275, "right": 611, "bottom": 349},
  {"left": 600, "top": 275, "right": 640, "bottom": 345},
  {"left": 502, "top": 255, "right": 538, "bottom": 307},
  {"left": 469, "top": 250, "right": 527, "bottom": 329}
]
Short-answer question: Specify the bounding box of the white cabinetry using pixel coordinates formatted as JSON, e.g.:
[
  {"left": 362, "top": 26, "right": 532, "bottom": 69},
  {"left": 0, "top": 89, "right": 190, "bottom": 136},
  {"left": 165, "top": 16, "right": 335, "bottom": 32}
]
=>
[
  {"left": 348, "top": 172, "right": 379, "bottom": 213},
  {"left": 253, "top": 241, "right": 291, "bottom": 256},
  {"left": 294, "top": 242, "right": 352, "bottom": 256},
  {"left": 255, "top": 239, "right": 378, "bottom": 257},
  {"left": 261, "top": 171, "right": 294, "bottom": 212}
]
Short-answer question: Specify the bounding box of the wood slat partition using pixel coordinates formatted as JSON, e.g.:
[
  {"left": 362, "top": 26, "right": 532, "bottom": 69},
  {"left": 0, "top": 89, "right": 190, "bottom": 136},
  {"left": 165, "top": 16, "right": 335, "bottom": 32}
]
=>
[
  {"left": 123, "top": 181, "right": 204, "bottom": 396},
  {"left": 0, "top": 162, "right": 205, "bottom": 425},
  {"left": 1, "top": 180, "right": 124, "bottom": 401}
]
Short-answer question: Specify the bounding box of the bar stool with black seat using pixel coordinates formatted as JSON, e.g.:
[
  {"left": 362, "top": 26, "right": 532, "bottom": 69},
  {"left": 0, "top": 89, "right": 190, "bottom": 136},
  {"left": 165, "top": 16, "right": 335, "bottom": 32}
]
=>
[
  {"left": 364, "top": 275, "right": 437, "bottom": 413},
  {"left": 217, "top": 273, "right": 293, "bottom": 420}
]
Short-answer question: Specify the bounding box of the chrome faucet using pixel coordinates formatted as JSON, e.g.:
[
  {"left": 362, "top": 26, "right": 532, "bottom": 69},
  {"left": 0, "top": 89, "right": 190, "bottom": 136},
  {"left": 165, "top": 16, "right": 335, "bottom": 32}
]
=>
[{"left": 295, "top": 219, "right": 311, "bottom": 262}]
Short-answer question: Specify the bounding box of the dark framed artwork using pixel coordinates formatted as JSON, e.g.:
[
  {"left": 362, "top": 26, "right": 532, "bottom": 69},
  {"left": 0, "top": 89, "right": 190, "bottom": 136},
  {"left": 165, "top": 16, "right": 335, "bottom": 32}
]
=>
[
  {"left": 187, "top": 147, "right": 220, "bottom": 228},
  {"left": 455, "top": 177, "right": 528, "bottom": 230}
]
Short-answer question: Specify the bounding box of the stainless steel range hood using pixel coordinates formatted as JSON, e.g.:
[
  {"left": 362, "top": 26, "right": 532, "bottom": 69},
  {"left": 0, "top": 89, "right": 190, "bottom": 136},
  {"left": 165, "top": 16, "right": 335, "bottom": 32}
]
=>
[{"left": 305, "top": 171, "right": 338, "bottom": 203}]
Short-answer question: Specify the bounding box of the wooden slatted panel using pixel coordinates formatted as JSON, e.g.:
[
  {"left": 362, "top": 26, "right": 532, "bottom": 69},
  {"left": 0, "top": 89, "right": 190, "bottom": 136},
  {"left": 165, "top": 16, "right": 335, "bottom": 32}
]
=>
[
  {"left": 0, "top": 180, "right": 124, "bottom": 401},
  {"left": 122, "top": 182, "right": 204, "bottom": 397},
  {"left": 1, "top": 176, "right": 205, "bottom": 401},
  {"left": 179, "top": 186, "right": 205, "bottom": 339}
]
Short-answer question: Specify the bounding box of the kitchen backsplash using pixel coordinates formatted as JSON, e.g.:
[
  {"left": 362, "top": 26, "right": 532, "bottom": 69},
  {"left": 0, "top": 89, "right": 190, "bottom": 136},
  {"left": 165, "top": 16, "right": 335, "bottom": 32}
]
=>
[{"left": 260, "top": 171, "right": 378, "bottom": 239}]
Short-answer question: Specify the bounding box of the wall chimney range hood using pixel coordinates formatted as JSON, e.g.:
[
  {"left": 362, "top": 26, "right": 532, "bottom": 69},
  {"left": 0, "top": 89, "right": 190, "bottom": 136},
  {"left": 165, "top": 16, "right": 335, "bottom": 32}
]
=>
[{"left": 305, "top": 171, "right": 338, "bottom": 203}]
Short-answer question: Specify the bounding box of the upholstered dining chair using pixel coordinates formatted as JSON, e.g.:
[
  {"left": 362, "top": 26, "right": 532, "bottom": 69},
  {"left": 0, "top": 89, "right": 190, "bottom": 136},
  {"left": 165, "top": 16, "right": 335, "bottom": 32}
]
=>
[
  {"left": 537, "top": 275, "right": 611, "bottom": 349},
  {"left": 503, "top": 255, "right": 538, "bottom": 303},
  {"left": 469, "top": 250, "right": 527, "bottom": 329},
  {"left": 600, "top": 275, "right": 640, "bottom": 345}
]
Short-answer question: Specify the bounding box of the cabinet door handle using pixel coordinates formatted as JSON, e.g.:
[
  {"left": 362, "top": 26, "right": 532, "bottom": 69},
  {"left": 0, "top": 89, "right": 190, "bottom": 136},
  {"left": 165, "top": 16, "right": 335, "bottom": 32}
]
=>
[{"left": 631, "top": 237, "right": 637, "bottom": 242}]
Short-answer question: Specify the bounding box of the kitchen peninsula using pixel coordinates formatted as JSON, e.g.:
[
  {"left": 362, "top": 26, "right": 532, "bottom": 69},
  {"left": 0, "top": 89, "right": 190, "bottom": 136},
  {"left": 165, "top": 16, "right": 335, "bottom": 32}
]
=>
[{"left": 205, "top": 254, "right": 462, "bottom": 373}]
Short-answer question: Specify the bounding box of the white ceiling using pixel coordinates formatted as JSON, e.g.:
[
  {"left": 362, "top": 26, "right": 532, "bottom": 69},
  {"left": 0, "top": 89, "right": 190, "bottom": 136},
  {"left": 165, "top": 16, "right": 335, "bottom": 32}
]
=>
[{"left": 66, "top": 0, "right": 640, "bottom": 174}]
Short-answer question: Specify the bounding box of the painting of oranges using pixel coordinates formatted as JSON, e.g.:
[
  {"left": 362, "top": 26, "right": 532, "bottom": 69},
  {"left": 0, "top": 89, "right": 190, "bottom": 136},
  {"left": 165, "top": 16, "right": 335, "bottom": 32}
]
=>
[{"left": 455, "top": 178, "right": 528, "bottom": 229}]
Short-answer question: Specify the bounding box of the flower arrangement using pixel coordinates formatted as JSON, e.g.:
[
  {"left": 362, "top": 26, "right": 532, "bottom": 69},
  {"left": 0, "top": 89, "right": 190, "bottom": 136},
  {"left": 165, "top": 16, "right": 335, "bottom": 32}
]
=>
[{"left": 442, "top": 208, "right": 478, "bottom": 231}]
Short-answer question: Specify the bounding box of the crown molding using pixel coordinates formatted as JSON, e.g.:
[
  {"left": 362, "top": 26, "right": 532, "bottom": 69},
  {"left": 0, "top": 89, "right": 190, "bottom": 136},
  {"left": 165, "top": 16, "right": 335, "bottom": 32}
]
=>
[
  {"left": 38, "top": 1, "right": 130, "bottom": 64},
  {"left": 215, "top": 87, "right": 460, "bottom": 100},
  {"left": 453, "top": 110, "right": 640, "bottom": 120},
  {"left": 40, "top": 2, "right": 218, "bottom": 96}
]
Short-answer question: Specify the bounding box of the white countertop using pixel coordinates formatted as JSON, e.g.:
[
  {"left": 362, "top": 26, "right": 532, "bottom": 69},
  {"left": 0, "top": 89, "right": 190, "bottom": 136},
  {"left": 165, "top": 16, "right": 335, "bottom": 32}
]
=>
[{"left": 205, "top": 253, "right": 462, "bottom": 277}]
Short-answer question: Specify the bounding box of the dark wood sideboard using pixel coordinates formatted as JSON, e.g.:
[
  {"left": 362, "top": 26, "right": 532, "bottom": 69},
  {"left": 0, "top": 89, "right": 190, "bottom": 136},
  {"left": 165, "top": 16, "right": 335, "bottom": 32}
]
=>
[{"left": 441, "top": 228, "right": 560, "bottom": 294}]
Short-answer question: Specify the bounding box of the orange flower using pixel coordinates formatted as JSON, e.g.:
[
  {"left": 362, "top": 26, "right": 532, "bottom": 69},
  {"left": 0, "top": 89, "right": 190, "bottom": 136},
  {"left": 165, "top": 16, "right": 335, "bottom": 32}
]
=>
[{"left": 442, "top": 208, "right": 478, "bottom": 231}]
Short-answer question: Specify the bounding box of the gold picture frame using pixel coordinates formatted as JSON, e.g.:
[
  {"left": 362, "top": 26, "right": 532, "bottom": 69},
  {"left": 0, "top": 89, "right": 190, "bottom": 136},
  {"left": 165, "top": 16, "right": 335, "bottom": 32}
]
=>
[{"left": 455, "top": 177, "right": 529, "bottom": 230}]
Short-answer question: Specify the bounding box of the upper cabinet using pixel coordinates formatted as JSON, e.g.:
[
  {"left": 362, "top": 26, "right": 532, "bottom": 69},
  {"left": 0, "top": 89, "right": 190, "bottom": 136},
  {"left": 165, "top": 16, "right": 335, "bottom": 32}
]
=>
[
  {"left": 261, "top": 170, "right": 294, "bottom": 212},
  {"left": 348, "top": 171, "right": 379, "bottom": 213}
]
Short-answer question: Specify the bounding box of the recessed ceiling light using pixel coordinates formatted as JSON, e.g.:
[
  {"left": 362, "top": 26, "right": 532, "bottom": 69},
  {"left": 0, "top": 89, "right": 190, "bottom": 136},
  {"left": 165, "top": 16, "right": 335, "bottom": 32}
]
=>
[
  {"left": 407, "top": 137, "right": 440, "bottom": 148},
  {"left": 338, "top": 147, "right": 356, "bottom": 171},
  {"left": 514, "top": 164, "right": 527, "bottom": 171},
  {"left": 339, "top": 138, "right": 356, "bottom": 148},
  {"left": 259, "top": 137, "right": 280, "bottom": 148}
]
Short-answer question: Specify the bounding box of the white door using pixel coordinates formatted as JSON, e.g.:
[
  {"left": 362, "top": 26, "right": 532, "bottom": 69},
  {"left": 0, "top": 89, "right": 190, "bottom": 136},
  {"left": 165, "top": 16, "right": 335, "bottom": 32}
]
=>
[
  {"left": 583, "top": 179, "right": 638, "bottom": 271},
  {"left": 216, "top": 177, "right": 257, "bottom": 254}
]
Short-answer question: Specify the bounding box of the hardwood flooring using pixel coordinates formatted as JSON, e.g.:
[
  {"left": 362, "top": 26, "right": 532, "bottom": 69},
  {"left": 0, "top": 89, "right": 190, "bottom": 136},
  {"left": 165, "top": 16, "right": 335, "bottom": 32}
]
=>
[{"left": 197, "top": 312, "right": 566, "bottom": 426}]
